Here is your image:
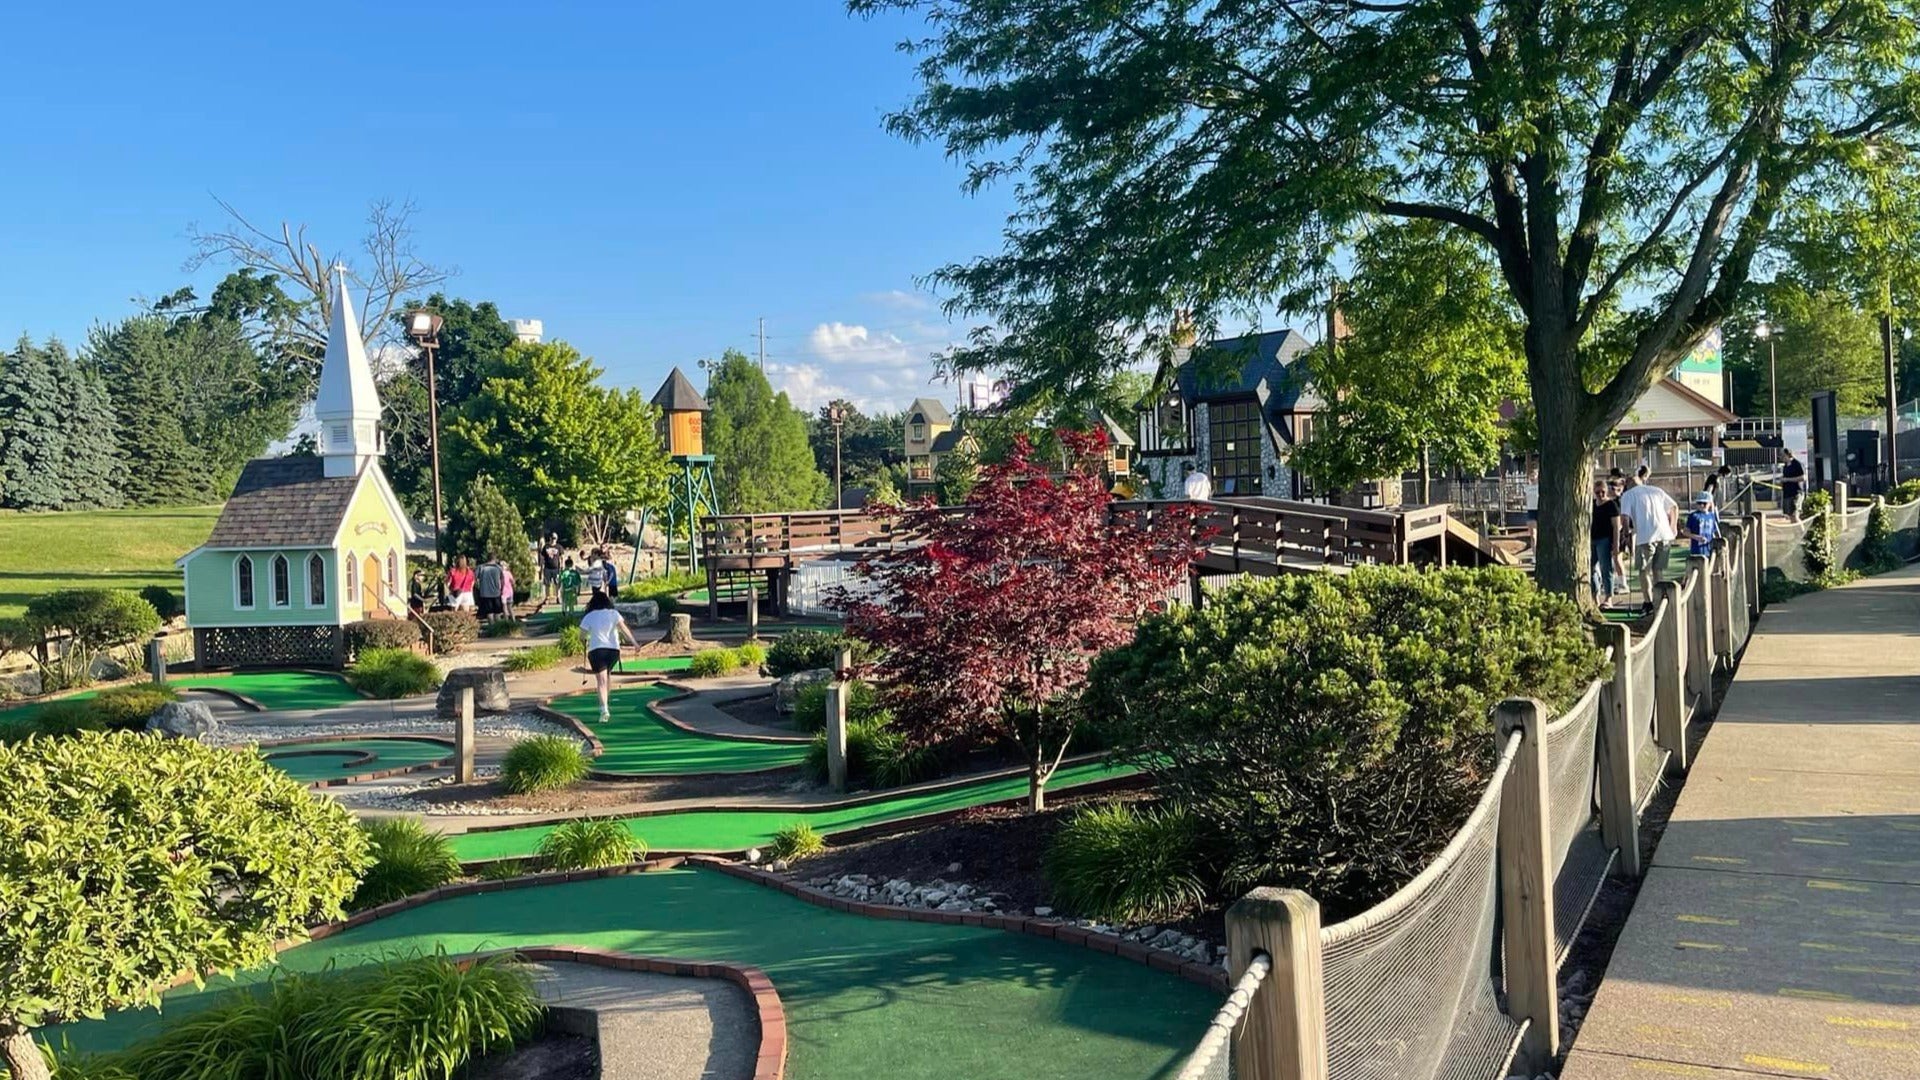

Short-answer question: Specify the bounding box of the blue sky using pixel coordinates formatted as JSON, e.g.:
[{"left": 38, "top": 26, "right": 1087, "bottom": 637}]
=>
[{"left": 0, "top": 1, "right": 1017, "bottom": 413}]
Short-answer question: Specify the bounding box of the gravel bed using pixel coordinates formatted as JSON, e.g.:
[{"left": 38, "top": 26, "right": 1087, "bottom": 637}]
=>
[{"left": 207, "top": 711, "right": 582, "bottom": 750}]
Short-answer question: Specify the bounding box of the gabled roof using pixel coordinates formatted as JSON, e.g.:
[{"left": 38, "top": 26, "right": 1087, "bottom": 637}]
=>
[
  {"left": 929, "top": 429, "right": 972, "bottom": 454},
  {"left": 1617, "top": 376, "right": 1739, "bottom": 433},
  {"left": 1174, "top": 329, "right": 1321, "bottom": 411},
  {"left": 907, "top": 397, "right": 953, "bottom": 425},
  {"left": 652, "top": 367, "right": 709, "bottom": 412},
  {"left": 1091, "top": 408, "right": 1136, "bottom": 448},
  {"left": 201, "top": 457, "right": 361, "bottom": 548}
]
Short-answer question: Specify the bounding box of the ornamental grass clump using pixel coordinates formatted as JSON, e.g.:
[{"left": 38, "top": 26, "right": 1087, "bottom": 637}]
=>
[
  {"left": 537, "top": 818, "right": 642, "bottom": 871},
  {"left": 350, "top": 818, "right": 462, "bottom": 911},
  {"left": 687, "top": 647, "right": 738, "bottom": 678},
  {"left": 1043, "top": 801, "right": 1210, "bottom": 923},
  {"left": 345, "top": 648, "right": 443, "bottom": 699},
  {"left": 501, "top": 644, "right": 566, "bottom": 672},
  {"left": 499, "top": 734, "right": 590, "bottom": 795},
  {"left": 1087, "top": 566, "right": 1608, "bottom": 916},
  {"left": 768, "top": 821, "right": 826, "bottom": 862}
]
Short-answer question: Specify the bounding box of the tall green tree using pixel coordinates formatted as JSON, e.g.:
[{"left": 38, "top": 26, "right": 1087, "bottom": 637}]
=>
[
  {"left": 0, "top": 336, "right": 121, "bottom": 511},
  {"left": 84, "top": 317, "right": 203, "bottom": 505},
  {"left": 808, "top": 401, "right": 902, "bottom": 491},
  {"left": 59, "top": 360, "right": 124, "bottom": 510},
  {"left": 706, "top": 351, "right": 829, "bottom": 512},
  {"left": 446, "top": 341, "right": 670, "bottom": 532},
  {"left": 1723, "top": 282, "right": 1885, "bottom": 416},
  {"left": 856, "top": 0, "right": 1920, "bottom": 603},
  {"left": 1293, "top": 222, "right": 1526, "bottom": 497},
  {"left": 382, "top": 296, "right": 517, "bottom": 515},
  {"left": 444, "top": 474, "right": 537, "bottom": 587}
]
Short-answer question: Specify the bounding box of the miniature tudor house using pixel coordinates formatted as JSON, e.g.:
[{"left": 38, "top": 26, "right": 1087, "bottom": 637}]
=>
[
  {"left": 1134, "top": 329, "right": 1328, "bottom": 502},
  {"left": 903, "top": 396, "right": 979, "bottom": 494},
  {"left": 176, "top": 268, "right": 417, "bottom": 668}
]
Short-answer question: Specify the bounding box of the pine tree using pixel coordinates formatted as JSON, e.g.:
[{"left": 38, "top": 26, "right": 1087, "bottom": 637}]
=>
[
  {"left": 704, "top": 350, "right": 828, "bottom": 513},
  {"left": 85, "top": 316, "right": 205, "bottom": 506},
  {"left": 52, "top": 343, "right": 124, "bottom": 509},
  {"left": 446, "top": 474, "right": 536, "bottom": 587},
  {"left": 0, "top": 336, "right": 71, "bottom": 511}
]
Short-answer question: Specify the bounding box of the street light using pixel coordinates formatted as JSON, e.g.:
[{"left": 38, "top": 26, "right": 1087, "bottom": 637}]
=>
[
  {"left": 827, "top": 401, "right": 848, "bottom": 510},
  {"left": 403, "top": 309, "right": 447, "bottom": 570},
  {"left": 1755, "top": 319, "right": 1781, "bottom": 464}
]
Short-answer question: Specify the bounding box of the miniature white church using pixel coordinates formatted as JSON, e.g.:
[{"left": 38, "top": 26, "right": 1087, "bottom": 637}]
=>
[{"left": 176, "top": 267, "right": 417, "bottom": 668}]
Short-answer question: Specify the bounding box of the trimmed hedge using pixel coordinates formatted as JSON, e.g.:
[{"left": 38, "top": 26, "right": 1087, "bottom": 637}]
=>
[
  {"left": 344, "top": 619, "right": 421, "bottom": 655},
  {"left": 0, "top": 684, "right": 183, "bottom": 743},
  {"left": 419, "top": 610, "right": 479, "bottom": 655},
  {"left": 765, "top": 629, "right": 871, "bottom": 677}
]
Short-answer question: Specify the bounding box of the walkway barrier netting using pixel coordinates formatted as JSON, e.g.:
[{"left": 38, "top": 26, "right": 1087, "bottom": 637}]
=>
[
  {"left": 1680, "top": 570, "right": 1707, "bottom": 718},
  {"left": 1543, "top": 679, "right": 1612, "bottom": 964},
  {"left": 1727, "top": 543, "right": 1752, "bottom": 647},
  {"left": 1316, "top": 734, "right": 1523, "bottom": 1080},
  {"left": 1175, "top": 954, "right": 1273, "bottom": 1080},
  {"left": 1629, "top": 633, "right": 1665, "bottom": 811}
]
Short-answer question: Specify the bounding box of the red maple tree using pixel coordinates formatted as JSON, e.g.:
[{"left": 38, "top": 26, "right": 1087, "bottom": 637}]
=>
[{"left": 835, "top": 429, "right": 1202, "bottom": 810}]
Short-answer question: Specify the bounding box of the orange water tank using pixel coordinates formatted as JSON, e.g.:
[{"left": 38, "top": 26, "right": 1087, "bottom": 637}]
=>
[{"left": 651, "top": 367, "right": 712, "bottom": 458}]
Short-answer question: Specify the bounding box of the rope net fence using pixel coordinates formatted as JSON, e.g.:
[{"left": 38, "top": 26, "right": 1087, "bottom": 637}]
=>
[
  {"left": 1316, "top": 734, "right": 1523, "bottom": 1080},
  {"left": 1630, "top": 635, "right": 1665, "bottom": 811},
  {"left": 1175, "top": 953, "right": 1273, "bottom": 1080},
  {"left": 1728, "top": 545, "right": 1752, "bottom": 647},
  {"left": 1543, "top": 679, "right": 1612, "bottom": 965}
]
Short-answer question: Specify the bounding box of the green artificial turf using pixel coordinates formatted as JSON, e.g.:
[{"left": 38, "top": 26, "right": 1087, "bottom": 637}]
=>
[
  {"left": 259, "top": 737, "right": 450, "bottom": 783},
  {"left": 0, "top": 504, "right": 221, "bottom": 618},
  {"left": 625, "top": 655, "right": 694, "bottom": 671},
  {"left": 53, "top": 868, "right": 1215, "bottom": 1080},
  {"left": 450, "top": 758, "right": 1134, "bottom": 860},
  {"left": 172, "top": 671, "right": 363, "bottom": 712},
  {"left": 551, "top": 684, "right": 809, "bottom": 776}
]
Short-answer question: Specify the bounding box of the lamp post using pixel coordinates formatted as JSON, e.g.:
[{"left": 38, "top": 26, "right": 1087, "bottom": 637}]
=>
[
  {"left": 403, "top": 309, "right": 447, "bottom": 567},
  {"left": 828, "top": 401, "right": 847, "bottom": 510},
  {"left": 1755, "top": 319, "right": 1781, "bottom": 464}
]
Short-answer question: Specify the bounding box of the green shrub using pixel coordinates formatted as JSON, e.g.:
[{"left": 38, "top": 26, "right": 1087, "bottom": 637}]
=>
[
  {"left": 764, "top": 629, "right": 872, "bottom": 677},
  {"left": 419, "top": 610, "right": 479, "bottom": 655},
  {"left": 476, "top": 858, "right": 533, "bottom": 881},
  {"left": 556, "top": 624, "right": 587, "bottom": 657},
  {"left": 111, "top": 952, "right": 539, "bottom": 1080},
  {"left": 350, "top": 818, "right": 461, "bottom": 911},
  {"left": 138, "top": 585, "right": 182, "bottom": 621},
  {"left": 619, "top": 571, "right": 705, "bottom": 613},
  {"left": 734, "top": 640, "right": 768, "bottom": 670},
  {"left": 499, "top": 735, "right": 590, "bottom": 794},
  {"left": 18, "top": 684, "right": 184, "bottom": 741},
  {"left": 501, "top": 644, "right": 566, "bottom": 672},
  {"left": 1044, "top": 802, "right": 1210, "bottom": 923},
  {"left": 687, "top": 647, "right": 739, "bottom": 678},
  {"left": 537, "top": 818, "right": 642, "bottom": 870},
  {"left": 804, "top": 715, "right": 939, "bottom": 789},
  {"left": 25, "top": 589, "right": 162, "bottom": 687},
  {"left": 346, "top": 648, "right": 444, "bottom": 699},
  {"left": 1890, "top": 479, "right": 1920, "bottom": 506},
  {"left": 0, "top": 732, "right": 368, "bottom": 1055},
  {"left": 343, "top": 618, "right": 421, "bottom": 655},
  {"left": 793, "top": 678, "right": 887, "bottom": 733},
  {"left": 768, "top": 822, "right": 826, "bottom": 862},
  {"left": 480, "top": 618, "right": 526, "bottom": 639},
  {"left": 1859, "top": 498, "right": 1905, "bottom": 573},
  {"left": 1802, "top": 489, "right": 1837, "bottom": 580},
  {"left": 1086, "top": 567, "right": 1609, "bottom": 913},
  {"left": 446, "top": 475, "right": 537, "bottom": 588}
]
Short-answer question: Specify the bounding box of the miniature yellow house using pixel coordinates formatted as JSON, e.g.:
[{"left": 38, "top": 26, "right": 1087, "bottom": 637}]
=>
[{"left": 176, "top": 267, "right": 416, "bottom": 668}]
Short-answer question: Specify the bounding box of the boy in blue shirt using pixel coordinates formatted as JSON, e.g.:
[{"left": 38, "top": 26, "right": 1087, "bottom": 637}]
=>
[{"left": 1684, "top": 492, "right": 1719, "bottom": 557}]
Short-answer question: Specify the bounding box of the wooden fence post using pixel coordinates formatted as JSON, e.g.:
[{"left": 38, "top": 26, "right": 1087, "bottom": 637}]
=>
[
  {"left": 825, "top": 645, "right": 851, "bottom": 792},
  {"left": 1747, "top": 517, "right": 1765, "bottom": 616},
  {"left": 1653, "top": 581, "right": 1688, "bottom": 771},
  {"left": 1226, "top": 888, "right": 1328, "bottom": 1080},
  {"left": 745, "top": 572, "right": 761, "bottom": 640},
  {"left": 1710, "top": 542, "right": 1734, "bottom": 665},
  {"left": 147, "top": 638, "right": 167, "bottom": 684},
  {"left": 456, "top": 687, "right": 476, "bottom": 784},
  {"left": 1597, "top": 623, "right": 1643, "bottom": 878},
  {"left": 1494, "top": 699, "right": 1560, "bottom": 1072},
  {"left": 1686, "top": 556, "right": 1714, "bottom": 712}
]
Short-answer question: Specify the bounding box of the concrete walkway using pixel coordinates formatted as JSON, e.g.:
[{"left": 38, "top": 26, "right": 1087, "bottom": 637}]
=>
[
  {"left": 528, "top": 961, "right": 757, "bottom": 1080},
  {"left": 1563, "top": 564, "right": 1920, "bottom": 1080}
]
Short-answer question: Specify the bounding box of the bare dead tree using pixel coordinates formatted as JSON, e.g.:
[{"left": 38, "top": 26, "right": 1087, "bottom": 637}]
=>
[{"left": 186, "top": 196, "right": 452, "bottom": 372}]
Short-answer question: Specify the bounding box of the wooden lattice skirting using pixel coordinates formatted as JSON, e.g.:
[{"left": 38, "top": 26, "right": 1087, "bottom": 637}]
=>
[{"left": 195, "top": 625, "right": 343, "bottom": 670}]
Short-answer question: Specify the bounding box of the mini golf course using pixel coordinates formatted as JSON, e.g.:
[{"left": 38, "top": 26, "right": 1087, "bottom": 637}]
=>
[
  {"left": 450, "top": 758, "right": 1133, "bottom": 860},
  {"left": 259, "top": 737, "right": 451, "bottom": 784},
  {"left": 548, "top": 684, "right": 810, "bottom": 776},
  {"left": 172, "top": 671, "right": 362, "bottom": 711},
  {"left": 57, "top": 867, "right": 1215, "bottom": 1080}
]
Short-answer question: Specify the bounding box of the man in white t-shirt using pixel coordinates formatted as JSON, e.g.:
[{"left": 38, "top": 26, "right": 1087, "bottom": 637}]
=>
[
  {"left": 1183, "top": 463, "right": 1213, "bottom": 502},
  {"left": 1617, "top": 469, "right": 1679, "bottom": 603}
]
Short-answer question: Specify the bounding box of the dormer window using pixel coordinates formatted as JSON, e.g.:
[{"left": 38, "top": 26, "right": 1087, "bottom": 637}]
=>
[{"left": 911, "top": 421, "right": 926, "bottom": 441}]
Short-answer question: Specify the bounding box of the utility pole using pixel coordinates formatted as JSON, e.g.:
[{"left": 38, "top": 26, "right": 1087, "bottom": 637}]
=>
[
  {"left": 1885, "top": 311, "right": 1901, "bottom": 488},
  {"left": 758, "top": 317, "right": 766, "bottom": 372}
]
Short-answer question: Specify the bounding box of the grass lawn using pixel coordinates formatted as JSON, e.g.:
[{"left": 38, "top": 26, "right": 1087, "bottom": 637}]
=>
[
  {"left": 54, "top": 868, "right": 1215, "bottom": 1080},
  {"left": 450, "top": 757, "right": 1134, "bottom": 860},
  {"left": 549, "top": 683, "right": 811, "bottom": 777},
  {"left": 0, "top": 504, "right": 220, "bottom": 617}
]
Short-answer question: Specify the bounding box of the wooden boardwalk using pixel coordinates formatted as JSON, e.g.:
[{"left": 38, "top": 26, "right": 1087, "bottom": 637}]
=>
[{"left": 1563, "top": 564, "right": 1920, "bottom": 1080}]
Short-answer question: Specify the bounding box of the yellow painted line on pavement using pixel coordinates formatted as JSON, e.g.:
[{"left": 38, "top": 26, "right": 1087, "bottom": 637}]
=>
[
  {"left": 1692, "top": 854, "right": 1748, "bottom": 865},
  {"left": 1826, "top": 907, "right": 1878, "bottom": 918},
  {"left": 1741, "top": 1053, "right": 1831, "bottom": 1073},
  {"left": 1833, "top": 963, "right": 1911, "bottom": 976},
  {"left": 1859, "top": 931, "right": 1920, "bottom": 945},
  {"left": 1826, "top": 1015, "right": 1909, "bottom": 1030},
  {"left": 1630, "top": 1063, "right": 1715, "bottom": 1076},
  {"left": 1675, "top": 940, "right": 1732, "bottom": 951},
  {"left": 1656, "top": 990, "right": 1735, "bottom": 1008},
  {"left": 1784, "top": 819, "right": 1835, "bottom": 827},
  {"left": 1780, "top": 987, "right": 1856, "bottom": 1002},
  {"left": 1801, "top": 942, "right": 1867, "bottom": 953},
  {"left": 1792, "top": 837, "right": 1850, "bottom": 846},
  {"left": 1677, "top": 913, "right": 1740, "bottom": 926},
  {"left": 1845, "top": 1036, "right": 1920, "bottom": 1050},
  {"left": 1808, "top": 880, "right": 1871, "bottom": 893}
]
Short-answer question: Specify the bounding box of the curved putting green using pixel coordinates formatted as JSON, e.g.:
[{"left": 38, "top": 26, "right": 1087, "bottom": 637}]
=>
[
  {"left": 55, "top": 868, "right": 1214, "bottom": 1079},
  {"left": 174, "top": 671, "right": 362, "bottom": 712},
  {"left": 553, "top": 684, "right": 808, "bottom": 776},
  {"left": 450, "top": 758, "right": 1133, "bottom": 860},
  {"left": 259, "top": 737, "right": 450, "bottom": 783}
]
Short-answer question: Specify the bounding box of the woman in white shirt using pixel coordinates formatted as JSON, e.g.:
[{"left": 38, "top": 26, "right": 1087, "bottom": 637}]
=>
[{"left": 577, "top": 591, "right": 638, "bottom": 723}]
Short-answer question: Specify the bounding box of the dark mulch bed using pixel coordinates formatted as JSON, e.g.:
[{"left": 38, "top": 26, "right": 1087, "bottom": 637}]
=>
[
  {"left": 466, "top": 1033, "right": 597, "bottom": 1080},
  {"left": 714, "top": 692, "right": 805, "bottom": 734},
  {"left": 404, "top": 768, "right": 806, "bottom": 812}
]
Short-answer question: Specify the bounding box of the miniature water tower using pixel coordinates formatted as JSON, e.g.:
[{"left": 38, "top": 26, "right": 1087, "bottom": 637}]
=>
[{"left": 647, "top": 367, "right": 721, "bottom": 572}]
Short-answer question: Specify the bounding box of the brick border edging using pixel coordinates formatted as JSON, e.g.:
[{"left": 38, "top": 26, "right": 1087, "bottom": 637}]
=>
[
  {"left": 687, "top": 855, "right": 1229, "bottom": 995},
  {"left": 253, "top": 733, "right": 457, "bottom": 789},
  {"left": 467, "top": 945, "right": 787, "bottom": 1080}
]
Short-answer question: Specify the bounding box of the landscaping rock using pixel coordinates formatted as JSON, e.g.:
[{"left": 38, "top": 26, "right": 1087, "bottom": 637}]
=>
[
  {"left": 145, "top": 700, "right": 218, "bottom": 739},
  {"left": 774, "top": 668, "right": 833, "bottom": 715},
  {"left": 614, "top": 600, "right": 659, "bottom": 627},
  {"left": 436, "top": 667, "right": 509, "bottom": 717}
]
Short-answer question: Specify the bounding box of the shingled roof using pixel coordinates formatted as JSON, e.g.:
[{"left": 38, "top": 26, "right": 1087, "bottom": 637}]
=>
[
  {"left": 652, "top": 367, "right": 709, "bottom": 412},
  {"left": 203, "top": 457, "right": 363, "bottom": 548}
]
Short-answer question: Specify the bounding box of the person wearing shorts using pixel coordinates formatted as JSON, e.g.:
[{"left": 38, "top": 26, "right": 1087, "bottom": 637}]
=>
[
  {"left": 579, "top": 591, "right": 638, "bottom": 723},
  {"left": 446, "top": 557, "right": 476, "bottom": 611},
  {"left": 540, "top": 534, "right": 564, "bottom": 601},
  {"left": 474, "top": 557, "right": 505, "bottom": 620}
]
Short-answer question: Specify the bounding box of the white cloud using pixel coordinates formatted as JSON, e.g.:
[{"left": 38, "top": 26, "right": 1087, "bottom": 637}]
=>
[
  {"left": 768, "top": 320, "right": 950, "bottom": 414},
  {"left": 860, "top": 289, "right": 936, "bottom": 313}
]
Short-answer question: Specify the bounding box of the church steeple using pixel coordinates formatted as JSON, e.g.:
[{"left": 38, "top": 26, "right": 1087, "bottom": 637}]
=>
[{"left": 314, "top": 266, "right": 384, "bottom": 478}]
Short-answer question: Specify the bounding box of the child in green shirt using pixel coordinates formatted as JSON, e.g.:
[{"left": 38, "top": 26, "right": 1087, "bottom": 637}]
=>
[{"left": 559, "top": 557, "right": 582, "bottom": 616}]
